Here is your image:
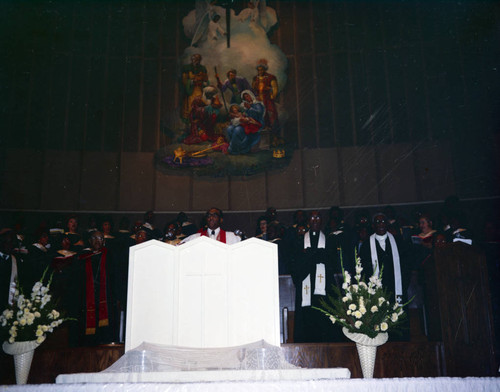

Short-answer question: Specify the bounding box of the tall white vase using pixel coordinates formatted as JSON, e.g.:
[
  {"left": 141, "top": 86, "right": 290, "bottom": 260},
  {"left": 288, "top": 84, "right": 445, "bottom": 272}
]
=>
[
  {"left": 2, "top": 340, "right": 40, "bottom": 384},
  {"left": 342, "top": 327, "right": 388, "bottom": 378}
]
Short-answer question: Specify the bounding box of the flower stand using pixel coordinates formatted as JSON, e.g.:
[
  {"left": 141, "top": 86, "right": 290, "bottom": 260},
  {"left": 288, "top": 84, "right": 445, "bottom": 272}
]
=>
[
  {"left": 342, "top": 327, "right": 388, "bottom": 378},
  {"left": 2, "top": 340, "right": 40, "bottom": 384}
]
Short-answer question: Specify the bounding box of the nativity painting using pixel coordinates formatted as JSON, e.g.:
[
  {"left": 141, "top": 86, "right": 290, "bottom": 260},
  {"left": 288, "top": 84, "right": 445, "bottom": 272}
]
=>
[{"left": 155, "top": 0, "right": 292, "bottom": 177}]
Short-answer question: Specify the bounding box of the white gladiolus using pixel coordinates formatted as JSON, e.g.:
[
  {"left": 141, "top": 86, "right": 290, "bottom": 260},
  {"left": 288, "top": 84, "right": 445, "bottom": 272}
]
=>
[
  {"left": 342, "top": 296, "right": 349, "bottom": 302},
  {"left": 348, "top": 304, "right": 357, "bottom": 311},
  {"left": 360, "top": 307, "right": 367, "bottom": 315},
  {"left": 378, "top": 297, "right": 386, "bottom": 306},
  {"left": 371, "top": 305, "right": 378, "bottom": 313},
  {"left": 329, "top": 316, "right": 336, "bottom": 324},
  {"left": 353, "top": 311, "right": 362, "bottom": 319},
  {"left": 391, "top": 313, "right": 398, "bottom": 322},
  {"left": 355, "top": 321, "right": 363, "bottom": 329}
]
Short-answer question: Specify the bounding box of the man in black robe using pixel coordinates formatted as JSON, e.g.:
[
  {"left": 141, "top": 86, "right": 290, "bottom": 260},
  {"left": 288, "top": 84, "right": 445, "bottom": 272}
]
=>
[
  {"left": 290, "top": 211, "right": 343, "bottom": 342},
  {"left": 359, "top": 212, "right": 410, "bottom": 341}
]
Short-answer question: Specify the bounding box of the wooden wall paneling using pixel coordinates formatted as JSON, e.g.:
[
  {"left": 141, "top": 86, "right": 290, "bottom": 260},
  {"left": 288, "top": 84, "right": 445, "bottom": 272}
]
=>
[
  {"left": 143, "top": 4, "right": 161, "bottom": 59},
  {"left": 315, "top": 54, "right": 335, "bottom": 148},
  {"left": 385, "top": 49, "right": 411, "bottom": 143},
  {"left": 160, "top": 57, "right": 180, "bottom": 147},
  {"left": 154, "top": 172, "right": 192, "bottom": 212},
  {"left": 192, "top": 177, "right": 230, "bottom": 211},
  {"left": 46, "top": 53, "right": 71, "bottom": 151},
  {"left": 282, "top": 56, "right": 299, "bottom": 146},
  {"left": 89, "top": 3, "right": 110, "bottom": 57},
  {"left": 66, "top": 54, "right": 89, "bottom": 151},
  {"left": 297, "top": 54, "right": 316, "bottom": 149},
  {"left": 413, "top": 141, "right": 455, "bottom": 201},
  {"left": 228, "top": 174, "right": 267, "bottom": 211},
  {"left": 40, "top": 150, "right": 82, "bottom": 211},
  {"left": 376, "top": 143, "right": 417, "bottom": 204},
  {"left": 85, "top": 55, "right": 106, "bottom": 151},
  {"left": 431, "top": 244, "right": 497, "bottom": 376},
  {"left": 126, "top": 2, "right": 145, "bottom": 58},
  {"left": 349, "top": 52, "right": 368, "bottom": 146},
  {"left": 104, "top": 57, "right": 126, "bottom": 152},
  {"left": 26, "top": 54, "right": 51, "bottom": 150},
  {"left": 277, "top": 0, "right": 295, "bottom": 56},
  {"left": 302, "top": 148, "right": 340, "bottom": 208},
  {"left": 107, "top": 4, "right": 128, "bottom": 58},
  {"left": 414, "top": 3, "right": 433, "bottom": 141},
  {"left": 142, "top": 59, "right": 160, "bottom": 152},
  {"left": 0, "top": 149, "right": 43, "bottom": 210},
  {"left": 331, "top": 53, "right": 352, "bottom": 147},
  {"left": 341, "top": 146, "right": 379, "bottom": 206},
  {"left": 267, "top": 150, "right": 303, "bottom": 209},
  {"left": 122, "top": 57, "right": 142, "bottom": 152},
  {"left": 118, "top": 152, "right": 155, "bottom": 211},
  {"left": 161, "top": 3, "right": 179, "bottom": 58},
  {"left": 79, "top": 152, "right": 119, "bottom": 211}
]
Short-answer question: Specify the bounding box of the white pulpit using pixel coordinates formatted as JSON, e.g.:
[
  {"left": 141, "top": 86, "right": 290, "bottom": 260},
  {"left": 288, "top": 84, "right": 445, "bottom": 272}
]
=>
[{"left": 125, "top": 237, "right": 281, "bottom": 352}]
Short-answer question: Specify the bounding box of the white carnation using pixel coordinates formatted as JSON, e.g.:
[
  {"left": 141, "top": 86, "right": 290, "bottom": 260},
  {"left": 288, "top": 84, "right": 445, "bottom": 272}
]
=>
[
  {"left": 380, "top": 322, "right": 388, "bottom": 331},
  {"left": 354, "top": 321, "right": 363, "bottom": 329},
  {"left": 371, "top": 306, "right": 378, "bottom": 313}
]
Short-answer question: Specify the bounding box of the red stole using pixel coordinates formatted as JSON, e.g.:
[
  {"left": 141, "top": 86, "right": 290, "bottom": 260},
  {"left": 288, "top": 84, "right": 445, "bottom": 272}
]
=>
[
  {"left": 201, "top": 229, "right": 227, "bottom": 243},
  {"left": 80, "top": 248, "right": 109, "bottom": 335}
]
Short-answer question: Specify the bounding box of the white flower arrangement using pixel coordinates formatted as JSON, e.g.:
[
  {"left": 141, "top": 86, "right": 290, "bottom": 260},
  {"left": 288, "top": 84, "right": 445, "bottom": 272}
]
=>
[
  {"left": 0, "top": 269, "right": 73, "bottom": 344},
  {"left": 313, "top": 250, "right": 411, "bottom": 339}
]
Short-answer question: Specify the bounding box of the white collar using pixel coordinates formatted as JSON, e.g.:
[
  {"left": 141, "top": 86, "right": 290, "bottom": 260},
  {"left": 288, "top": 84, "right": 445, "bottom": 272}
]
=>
[
  {"left": 208, "top": 227, "right": 220, "bottom": 237},
  {"left": 375, "top": 233, "right": 388, "bottom": 242}
]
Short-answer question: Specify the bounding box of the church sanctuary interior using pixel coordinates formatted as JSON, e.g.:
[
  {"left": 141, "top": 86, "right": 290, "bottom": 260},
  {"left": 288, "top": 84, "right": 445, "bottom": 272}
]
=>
[{"left": 0, "top": 0, "right": 499, "bottom": 389}]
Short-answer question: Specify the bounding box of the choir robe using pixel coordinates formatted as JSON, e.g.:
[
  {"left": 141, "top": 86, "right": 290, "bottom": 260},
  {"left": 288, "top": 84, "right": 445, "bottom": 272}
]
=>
[
  {"left": 78, "top": 248, "right": 115, "bottom": 346},
  {"left": 290, "top": 231, "right": 344, "bottom": 343},
  {"left": 359, "top": 234, "right": 411, "bottom": 341}
]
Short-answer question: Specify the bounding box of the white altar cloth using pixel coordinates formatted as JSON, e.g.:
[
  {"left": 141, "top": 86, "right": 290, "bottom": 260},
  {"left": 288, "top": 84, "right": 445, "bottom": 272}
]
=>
[
  {"left": 3, "top": 377, "right": 500, "bottom": 392},
  {"left": 55, "top": 368, "right": 350, "bottom": 383}
]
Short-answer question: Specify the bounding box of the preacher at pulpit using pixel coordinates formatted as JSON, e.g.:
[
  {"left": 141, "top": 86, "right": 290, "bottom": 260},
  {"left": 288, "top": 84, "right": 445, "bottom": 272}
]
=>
[{"left": 180, "top": 207, "right": 241, "bottom": 245}]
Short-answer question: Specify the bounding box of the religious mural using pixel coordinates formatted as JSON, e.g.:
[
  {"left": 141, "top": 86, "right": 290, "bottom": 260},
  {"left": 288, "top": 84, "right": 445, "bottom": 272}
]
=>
[{"left": 155, "top": 0, "right": 292, "bottom": 177}]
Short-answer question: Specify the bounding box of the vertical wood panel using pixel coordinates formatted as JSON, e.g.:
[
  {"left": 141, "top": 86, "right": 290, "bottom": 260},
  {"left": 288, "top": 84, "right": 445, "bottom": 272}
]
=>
[
  {"left": 142, "top": 59, "right": 160, "bottom": 152},
  {"left": 80, "top": 152, "right": 119, "bottom": 211},
  {"left": 332, "top": 53, "right": 352, "bottom": 146},
  {"left": 316, "top": 54, "right": 335, "bottom": 148},
  {"left": 67, "top": 55, "right": 89, "bottom": 151},
  {"left": 123, "top": 58, "right": 142, "bottom": 152},
  {"left": 85, "top": 55, "right": 106, "bottom": 151},
  {"left": 104, "top": 57, "right": 126, "bottom": 152},
  {"left": 297, "top": 55, "right": 315, "bottom": 148},
  {"left": 27, "top": 54, "right": 52, "bottom": 149},
  {"left": 46, "top": 54, "right": 71, "bottom": 151}
]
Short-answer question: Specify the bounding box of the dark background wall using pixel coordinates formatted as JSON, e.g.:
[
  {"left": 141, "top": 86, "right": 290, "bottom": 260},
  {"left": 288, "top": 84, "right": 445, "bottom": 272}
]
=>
[{"left": 0, "top": 0, "right": 499, "bottom": 233}]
